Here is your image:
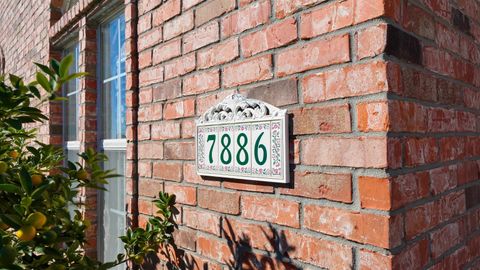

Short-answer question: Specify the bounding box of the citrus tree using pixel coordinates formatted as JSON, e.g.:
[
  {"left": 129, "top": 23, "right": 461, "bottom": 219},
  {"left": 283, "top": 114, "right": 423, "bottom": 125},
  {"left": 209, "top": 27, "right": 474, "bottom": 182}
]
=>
[{"left": 0, "top": 56, "right": 175, "bottom": 269}]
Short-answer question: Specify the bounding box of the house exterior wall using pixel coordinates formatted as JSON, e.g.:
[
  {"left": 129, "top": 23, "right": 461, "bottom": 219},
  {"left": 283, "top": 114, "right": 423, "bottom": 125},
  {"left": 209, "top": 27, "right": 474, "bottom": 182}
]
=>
[{"left": 0, "top": 0, "right": 479, "bottom": 269}]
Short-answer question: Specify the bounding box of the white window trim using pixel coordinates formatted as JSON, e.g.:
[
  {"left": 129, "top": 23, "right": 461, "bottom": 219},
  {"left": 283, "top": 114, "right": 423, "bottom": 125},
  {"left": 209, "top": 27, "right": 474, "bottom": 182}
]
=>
[{"left": 101, "top": 139, "right": 127, "bottom": 151}]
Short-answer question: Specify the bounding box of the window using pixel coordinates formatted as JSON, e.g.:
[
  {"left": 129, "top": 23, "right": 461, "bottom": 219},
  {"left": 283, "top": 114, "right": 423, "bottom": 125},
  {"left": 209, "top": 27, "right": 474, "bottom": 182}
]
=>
[
  {"left": 98, "top": 13, "right": 126, "bottom": 269},
  {"left": 63, "top": 42, "right": 80, "bottom": 163}
]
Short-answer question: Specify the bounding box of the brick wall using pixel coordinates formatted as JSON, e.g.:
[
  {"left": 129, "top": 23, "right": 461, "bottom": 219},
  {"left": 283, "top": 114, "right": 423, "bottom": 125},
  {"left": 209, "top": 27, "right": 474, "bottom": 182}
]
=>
[{"left": 1, "top": 0, "right": 479, "bottom": 269}]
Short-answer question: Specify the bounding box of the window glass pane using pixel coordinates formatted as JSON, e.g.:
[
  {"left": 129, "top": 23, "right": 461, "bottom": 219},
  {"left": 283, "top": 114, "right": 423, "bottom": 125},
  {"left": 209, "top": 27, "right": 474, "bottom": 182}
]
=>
[
  {"left": 66, "top": 149, "right": 79, "bottom": 218},
  {"left": 102, "top": 14, "right": 126, "bottom": 139},
  {"left": 100, "top": 150, "right": 126, "bottom": 269},
  {"left": 64, "top": 43, "right": 80, "bottom": 142}
]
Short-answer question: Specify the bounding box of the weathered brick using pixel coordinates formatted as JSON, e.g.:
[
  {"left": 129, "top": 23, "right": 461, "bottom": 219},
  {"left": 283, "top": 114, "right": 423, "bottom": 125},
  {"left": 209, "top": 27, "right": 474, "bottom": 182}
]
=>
[
  {"left": 163, "top": 98, "right": 195, "bottom": 119},
  {"left": 239, "top": 78, "right": 298, "bottom": 107},
  {"left": 221, "top": 0, "right": 270, "bottom": 38},
  {"left": 242, "top": 195, "right": 299, "bottom": 227},
  {"left": 138, "top": 28, "right": 162, "bottom": 51},
  {"left": 277, "top": 35, "right": 350, "bottom": 77},
  {"left": 301, "top": 136, "right": 388, "bottom": 168},
  {"left": 280, "top": 171, "right": 352, "bottom": 202},
  {"left": 152, "top": 0, "right": 181, "bottom": 26},
  {"left": 151, "top": 121, "right": 181, "bottom": 140},
  {"left": 163, "top": 11, "right": 194, "bottom": 40},
  {"left": 197, "top": 235, "right": 233, "bottom": 263},
  {"left": 198, "top": 189, "right": 240, "bottom": 214},
  {"left": 292, "top": 104, "right": 351, "bottom": 134},
  {"left": 183, "top": 69, "right": 220, "bottom": 95},
  {"left": 357, "top": 100, "right": 389, "bottom": 131},
  {"left": 183, "top": 21, "right": 219, "bottom": 53},
  {"left": 153, "top": 78, "right": 181, "bottom": 101},
  {"left": 304, "top": 205, "right": 403, "bottom": 248},
  {"left": 195, "top": 0, "right": 235, "bottom": 26},
  {"left": 164, "top": 53, "right": 196, "bottom": 80},
  {"left": 164, "top": 183, "right": 197, "bottom": 205},
  {"left": 138, "top": 141, "right": 164, "bottom": 159},
  {"left": 240, "top": 17, "right": 297, "bottom": 57},
  {"left": 302, "top": 61, "right": 388, "bottom": 103},
  {"left": 197, "top": 37, "right": 239, "bottom": 69},
  {"left": 300, "top": 0, "right": 353, "bottom": 39},
  {"left": 164, "top": 141, "right": 195, "bottom": 160},
  {"left": 139, "top": 65, "right": 164, "bottom": 86},
  {"left": 275, "top": 0, "right": 327, "bottom": 18},
  {"left": 222, "top": 54, "right": 273, "bottom": 87},
  {"left": 153, "top": 161, "right": 183, "bottom": 181},
  {"left": 183, "top": 207, "right": 221, "bottom": 235},
  {"left": 356, "top": 24, "right": 387, "bottom": 59},
  {"left": 359, "top": 176, "right": 391, "bottom": 210},
  {"left": 152, "top": 38, "right": 181, "bottom": 64}
]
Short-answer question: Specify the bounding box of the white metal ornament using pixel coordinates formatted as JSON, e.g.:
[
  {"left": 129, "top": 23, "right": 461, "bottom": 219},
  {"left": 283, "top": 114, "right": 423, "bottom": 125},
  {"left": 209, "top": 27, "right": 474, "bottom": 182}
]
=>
[{"left": 196, "top": 94, "right": 289, "bottom": 183}]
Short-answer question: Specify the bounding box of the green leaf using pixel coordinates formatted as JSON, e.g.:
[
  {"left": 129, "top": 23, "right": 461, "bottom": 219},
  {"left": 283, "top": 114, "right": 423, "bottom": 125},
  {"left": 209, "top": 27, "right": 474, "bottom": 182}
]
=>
[
  {"left": 59, "top": 54, "right": 73, "bottom": 77},
  {"left": 50, "top": 59, "right": 60, "bottom": 75},
  {"left": 31, "top": 184, "right": 49, "bottom": 199},
  {"left": 62, "top": 72, "right": 88, "bottom": 82},
  {"left": 0, "top": 184, "right": 22, "bottom": 194},
  {"left": 0, "top": 214, "right": 22, "bottom": 228},
  {"left": 19, "top": 167, "right": 33, "bottom": 195},
  {"left": 9, "top": 74, "right": 21, "bottom": 86},
  {"left": 34, "top": 63, "right": 55, "bottom": 78},
  {"left": 36, "top": 72, "right": 52, "bottom": 92}
]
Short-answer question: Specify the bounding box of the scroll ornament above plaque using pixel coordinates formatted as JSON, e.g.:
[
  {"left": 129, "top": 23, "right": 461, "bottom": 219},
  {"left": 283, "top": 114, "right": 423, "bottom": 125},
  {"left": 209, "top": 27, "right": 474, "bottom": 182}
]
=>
[{"left": 196, "top": 94, "right": 289, "bottom": 183}]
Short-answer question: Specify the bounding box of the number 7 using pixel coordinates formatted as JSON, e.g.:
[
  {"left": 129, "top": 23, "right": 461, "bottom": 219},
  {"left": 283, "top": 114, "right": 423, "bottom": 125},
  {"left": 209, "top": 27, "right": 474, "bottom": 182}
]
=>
[{"left": 207, "top": 134, "right": 216, "bottom": 164}]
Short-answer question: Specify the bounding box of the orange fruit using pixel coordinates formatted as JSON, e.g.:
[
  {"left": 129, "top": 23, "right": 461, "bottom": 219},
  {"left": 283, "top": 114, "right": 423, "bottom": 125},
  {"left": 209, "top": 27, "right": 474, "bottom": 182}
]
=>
[
  {"left": 16, "top": 225, "right": 36, "bottom": 241},
  {"left": 26, "top": 212, "right": 47, "bottom": 229},
  {"left": 8, "top": 150, "right": 19, "bottom": 159},
  {"left": 31, "top": 174, "right": 43, "bottom": 186}
]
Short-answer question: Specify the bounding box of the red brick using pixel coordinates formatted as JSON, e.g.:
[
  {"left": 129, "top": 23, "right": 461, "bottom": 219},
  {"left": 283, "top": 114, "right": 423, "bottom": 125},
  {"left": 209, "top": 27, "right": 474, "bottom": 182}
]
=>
[
  {"left": 439, "top": 137, "right": 466, "bottom": 161},
  {"left": 181, "top": 119, "right": 195, "bottom": 138},
  {"left": 152, "top": 0, "right": 181, "bottom": 26},
  {"left": 152, "top": 38, "right": 181, "bottom": 64},
  {"left": 151, "top": 121, "right": 181, "bottom": 140},
  {"left": 359, "top": 176, "right": 391, "bottom": 210},
  {"left": 284, "top": 230, "right": 353, "bottom": 269},
  {"left": 242, "top": 195, "right": 299, "bottom": 228},
  {"left": 280, "top": 171, "right": 352, "bottom": 202},
  {"left": 138, "top": 13, "right": 152, "bottom": 34},
  {"left": 357, "top": 100, "right": 389, "bottom": 131},
  {"left": 241, "top": 17, "right": 297, "bottom": 57},
  {"left": 292, "top": 104, "right": 351, "bottom": 134},
  {"left": 404, "top": 137, "right": 438, "bottom": 166},
  {"left": 301, "top": 136, "right": 387, "bottom": 168},
  {"left": 138, "top": 141, "right": 164, "bottom": 159},
  {"left": 304, "top": 205, "right": 403, "bottom": 248},
  {"left": 164, "top": 183, "right": 197, "bottom": 205},
  {"left": 197, "top": 37, "right": 239, "bottom": 69},
  {"left": 183, "top": 0, "right": 205, "bottom": 10},
  {"left": 138, "top": 178, "right": 163, "bottom": 198},
  {"left": 403, "top": 2, "right": 435, "bottom": 40},
  {"left": 354, "top": 0, "right": 391, "bottom": 23},
  {"left": 183, "top": 207, "right": 221, "bottom": 235},
  {"left": 389, "top": 101, "right": 428, "bottom": 132},
  {"left": 138, "top": 161, "right": 152, "bottom": 177},
  {"left": 239, "top": 78, "right": 298, "bottom": 107},
  {"left": 138, "top": 199, "right": 153, "bottom": 215},
  {"left": 138, "top": 123, "right": 151, "bottom": 140},
  {"left": 356, "top": 24, "right": 388, "bottom": 59},
  {"left": 222, "top": 217, "right": 274, "bottom": 251},
  {"left": 164, "top": 141, "right": 195, "bottom": 160},
  {"left": 183, "top": 21, "right": 219, "bottom": 53},
  {"left": 163, "top": 11, "right": 194, "bottom": 40},
  {"left": 277, "top": 35, "right": 350, "bottom": 76},
  {"left": 222, "top": 54, "right": 273, "bottom": 87},
  {"left": 173, "top": 228, "right": 196, "bottom": 251},
  {"left": 183, "top": 69, "right": 220, "bottom": 95},
  {"left": 139, "top": 88, "right": 153, "bottom": 104},
  {"left": 457, "top": 161, "right": 480, "bottom": 185},
  {"left": 139, "top": 65, "right": 164, "bottom": 86},
  {"left": 275, "top": 0, "right": 326, "bottom": 18},
  {"left": 391, "top": 172, "right": 430, "bottom": 209},
  {"left": 196, "top": 90, "right": 235, "bottom": 116},
  {"left": 153, "top": 78, "right": 182, "bottom": 101},
  {"left": 302, "top": 61, "right": 388, "bottom": 103},
  {"left": 138, "top": 50, "right": 152, "bottom": 68},
  {"left": 198, "top": 188, "right": 240, "bottom": 214},
  {"left": 164, "top": 53, "right": 196, "bottom": 80},
  {"left": 138, "top": 28, "right": 162, "bottom": 51},
  {"left": 430, "top": 222, "right": 462, "bottom": 258},
  {"left": 428, "top": 107, "right": 456, "bottom": 132},
  {"left": 359, "top": 249, "right": 392, "bottom": 270},
  {"left": 429, "top": 165, "right": 457, "bottom": 195},
  {"left": 300, "top": 0, "right": 353, "bottom": 39},
  {"left": 392, "top": 238, "right": 430, "bottom": 269},
  {"left": 195, "top": 0, "right": 235, "bottom": 26},
  {"left": 223, "top": 181, "right": 274, "bottom": 193},
  {"left": 163, "top": 98, "right": 195, "bottom": 119},
  {"left": 153, "top": 161, "right": 183, "bottom": 181},
  {"left": 197, "top": 235, "right": 233, "bottom": 263},
  {"left": 139, "top": 0, "right": 162, "bottom": 14},
  {"left": 221, "top": 0, "right": 270, "bottom": 38},
  {"left": 183, "top": 163, "right": 221, "bottom": 186}
]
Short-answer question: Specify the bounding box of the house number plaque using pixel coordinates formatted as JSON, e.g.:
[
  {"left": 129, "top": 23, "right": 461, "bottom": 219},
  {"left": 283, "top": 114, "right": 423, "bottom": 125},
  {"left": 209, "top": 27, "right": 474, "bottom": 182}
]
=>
[{"left": 196, "top": 94, "right": 289, "bottom": 183}]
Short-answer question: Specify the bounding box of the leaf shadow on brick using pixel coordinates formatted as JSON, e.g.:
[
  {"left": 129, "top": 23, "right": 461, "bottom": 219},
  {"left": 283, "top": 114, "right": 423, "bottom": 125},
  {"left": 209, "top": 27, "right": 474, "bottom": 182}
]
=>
[{"left": 223, "top": 219, "right": 301, "bottom": 270}]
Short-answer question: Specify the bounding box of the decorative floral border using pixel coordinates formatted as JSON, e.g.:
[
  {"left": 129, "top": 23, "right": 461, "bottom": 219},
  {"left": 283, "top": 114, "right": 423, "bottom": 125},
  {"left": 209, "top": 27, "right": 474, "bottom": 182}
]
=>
[{"left": 271, "top": 121, "right": 282, "bottom": 176}]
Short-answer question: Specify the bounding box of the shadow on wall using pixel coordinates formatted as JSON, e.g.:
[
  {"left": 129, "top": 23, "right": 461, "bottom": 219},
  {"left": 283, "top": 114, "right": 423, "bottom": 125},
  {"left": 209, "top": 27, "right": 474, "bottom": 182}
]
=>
[{"left": 142, "top": 215, "right": 301, "bottom": 270}]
